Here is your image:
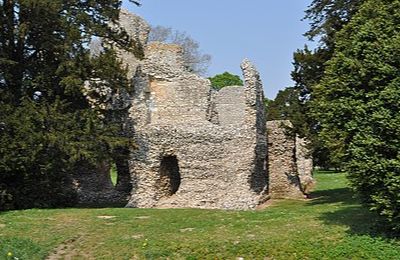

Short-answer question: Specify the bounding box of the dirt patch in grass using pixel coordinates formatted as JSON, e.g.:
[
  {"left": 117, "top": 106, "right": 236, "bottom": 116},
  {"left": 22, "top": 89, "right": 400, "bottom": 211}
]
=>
[
  {"left": 134, "top": 216, "right": 150, "bottom": 219},
  {"left": 46, "top": 236, "right": 93, "bottom": 260},
  {"left": 97, "top": 215, "right": 116, "bottom": 219}
]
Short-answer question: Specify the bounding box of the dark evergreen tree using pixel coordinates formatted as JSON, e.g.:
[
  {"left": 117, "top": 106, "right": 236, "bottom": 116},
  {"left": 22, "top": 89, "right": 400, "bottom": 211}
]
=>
[
  {"left": 0, "top": 0, "right": 140, "bottom": 209},
  {"left": 312, "top": 0, "right": 400, "bottom": 231},
  {"left": 304, "top": 0, "right": 365, "bottom": 48},
  {"left": 289, "top": 0, "right": 366, "bottom": 167},
  {"left": 267, "top": 88, "right": 303, "bottom": 123},
  {"left": 293, "top": 0, "right": 365, "bottom": 99}
]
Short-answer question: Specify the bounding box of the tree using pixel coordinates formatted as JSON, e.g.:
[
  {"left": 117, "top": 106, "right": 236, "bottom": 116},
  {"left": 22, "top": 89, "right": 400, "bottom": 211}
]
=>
[
  {"left": 0, "top": 0, "right": 139, "bottom": 209},
  {"left": 208, "top": 72, "right": 243, "bottom": 90},
  {"left": 148, "top": 25, "right": 211, "bottom": 76},
  {"left": 293, "top": 0, "right": 367, "bottom": 99},
  {"left": 312, "top": 0, "right": 400, "bottom": 231},
  {"left": 289, "top": 0, "right": 366, "bottom": 167},
  {"left": 267, "top": 88, "right": 301, "bottom": 120},
  {"left": 293, "top": 0, "right": 366, "bottom": 98},
  {"left": 266, "top": 87, "right": 308, "bottom": 137},
  {"left": 304, "top": 0, "right": 365, "bottom": 48},
  {"left": 291, "top": 46, "right": 331, "bottom": 100},
  {"left": 264, "top": 98, "right": 272, "bottom": 112},
  {"left": 266, "top": 86, "right": 339, "bottom": 170}
]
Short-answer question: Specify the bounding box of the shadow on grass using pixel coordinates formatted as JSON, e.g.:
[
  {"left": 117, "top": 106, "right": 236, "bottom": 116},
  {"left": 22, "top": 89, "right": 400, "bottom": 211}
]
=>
[
  {"left": 309, "top": 187, "right": 356, "bottom": 206},
  {"left": 314, "top": 170, "right": 345, "bottom": 175},
  {"left": 309, "top": 187, "right": 395, "bottom": 238},
  {"left": 74, "top": 202, "right": 127, "bottom": 209},
  {"left": 0, "top": 202, "right": 126, "bottom": 215},
  {"left": 320, "top": 205, "right": 392, "bottom": 237}
]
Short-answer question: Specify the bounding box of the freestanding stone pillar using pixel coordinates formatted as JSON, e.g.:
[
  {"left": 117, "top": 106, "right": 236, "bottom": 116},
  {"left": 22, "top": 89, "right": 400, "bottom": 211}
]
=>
[{"left": 266, "top": 120, "right": 304, "bottom": 199}]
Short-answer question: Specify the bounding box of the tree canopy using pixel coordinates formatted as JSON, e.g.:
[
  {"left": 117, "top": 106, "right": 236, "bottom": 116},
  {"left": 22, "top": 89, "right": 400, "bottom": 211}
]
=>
[
  {"left": 288, "top": 0, "right": 367, "bottom": 168},
  {"left": 312, "top": 0, "right": 400, "bottom": 231},
  {"left": 293, "top": 0, "right": 366, "bottom": 99},
  {"left": 304, "top": 0, "right": 365, "bottom": 47},
  {"left": 208, "top": 72, "right": 243, "bottom": 90}
]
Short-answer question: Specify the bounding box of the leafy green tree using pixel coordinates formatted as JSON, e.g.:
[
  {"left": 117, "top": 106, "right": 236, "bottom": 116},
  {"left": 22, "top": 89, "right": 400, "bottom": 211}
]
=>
[
  {"left": 293, "top": 0, "right": 365, "bottom": 97},
  {"left": 208, "top": 72, "right": 243, "bottom": 90},
  {"left": 0, "top": 0, "right": 139, "bottom": 209},
  {"left": 291, "top": 46, "right": 331, "bottom": 100},
  {"left": 312, "top": 0, "right": 400, "bottom": 230}
]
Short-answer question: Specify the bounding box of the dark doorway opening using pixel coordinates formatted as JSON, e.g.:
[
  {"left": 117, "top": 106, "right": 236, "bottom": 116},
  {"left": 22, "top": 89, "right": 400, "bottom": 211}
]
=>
[
  {"left": 158, "top": 155, "right": 181, "bottom": 196},
  {"left": 111, "top": 147, "right": 133, "bottom": 193},
  {"left": 113, "top": 159, "right": 132, "bottom": 193}
]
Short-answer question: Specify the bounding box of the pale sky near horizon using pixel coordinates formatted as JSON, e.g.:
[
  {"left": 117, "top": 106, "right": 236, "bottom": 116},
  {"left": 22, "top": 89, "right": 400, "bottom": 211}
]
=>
[{"left": 123, "top": 1, "right": 317, "bottom": 99}]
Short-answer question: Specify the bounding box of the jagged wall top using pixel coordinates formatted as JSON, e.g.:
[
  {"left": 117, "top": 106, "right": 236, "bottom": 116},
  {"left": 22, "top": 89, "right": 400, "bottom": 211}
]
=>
[
  {"left": 241, "top": 59, "right": 266, "bottom": 132},
  {"left": 113, "top": 11, "right": 266, "bottom": 129},
  {"left": 118, "top": 9, "right": 150, "bottom": 49},
  {"left": 113, "top": 10, "right": 151, "bottom": 78},
  {"left": 144, "top": 42, "right": 188, "bottom": 80}
]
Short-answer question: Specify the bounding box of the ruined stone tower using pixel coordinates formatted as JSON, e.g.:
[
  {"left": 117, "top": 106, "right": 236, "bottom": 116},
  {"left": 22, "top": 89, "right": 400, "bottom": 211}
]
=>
[
  {"left": 76, "top": 10, "right": 314, "bottom": 208},
  {"left": 125, "top": 40, "right": 268, "bottom": 209}
]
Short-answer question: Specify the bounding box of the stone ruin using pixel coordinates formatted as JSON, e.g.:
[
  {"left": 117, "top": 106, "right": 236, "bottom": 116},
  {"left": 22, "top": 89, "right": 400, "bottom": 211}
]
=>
[{"left": 74, "top": 10, "right": 314, "bottom": 209}]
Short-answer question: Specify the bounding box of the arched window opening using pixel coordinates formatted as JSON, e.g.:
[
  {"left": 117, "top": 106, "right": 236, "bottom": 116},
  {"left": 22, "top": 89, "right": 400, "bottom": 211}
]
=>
[{"left": 158, "top": 155, "right": 181, "bottom": 196}]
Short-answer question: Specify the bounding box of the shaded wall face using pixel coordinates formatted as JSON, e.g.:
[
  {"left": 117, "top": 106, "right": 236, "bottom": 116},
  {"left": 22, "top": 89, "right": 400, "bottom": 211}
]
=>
[
  {"left": 72, "top": 161, "right": 130, "bottom": 206},
  {"left": 157, "top": 155, "right": 181, "bottom": 196},
  {"left": 296, "top": 136, "right": 315, "bottom": 193},
  {"left": 266, "top": 120, "right": 304, "bottom": 199}
]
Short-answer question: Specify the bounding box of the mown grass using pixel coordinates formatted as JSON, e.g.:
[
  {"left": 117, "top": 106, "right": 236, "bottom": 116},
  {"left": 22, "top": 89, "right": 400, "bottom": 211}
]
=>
[{"left": 1, "top": 171, "right": 399, "bottom": 259}]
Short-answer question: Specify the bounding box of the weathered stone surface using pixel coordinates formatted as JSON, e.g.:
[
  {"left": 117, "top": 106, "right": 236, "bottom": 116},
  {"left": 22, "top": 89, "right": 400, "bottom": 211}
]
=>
[
  {"left": 144, "top": 43, "right": 187, "bottom": 80},
  {"left": 266, "top": 120, "right": 304, "bottom": 199},
  {"left": 241, "top": 59, "right": 268, "bottom": 195},
  {"left": 79, "top": 10, "right": 312, "bottom": 209},
  {"left": 118, "top": 9, "right": 150, "bottom": 48},
  {"left": 213, "top": 86, "right": 246, "bottom": 126},
  {"left": 127, "top": 125, "right": 268, "bottom": 209},
  {"left": 296, "top": 135, "right": 315, "bottom": 194},
  {"left": 126, "top": 48, "right": 269, "bottom": 209},
  {"left": 114, "top": 9, "right": 151, "bottom": 79},
  {"left": 72, "top": 162, "right": 130, "bottom": 205}
]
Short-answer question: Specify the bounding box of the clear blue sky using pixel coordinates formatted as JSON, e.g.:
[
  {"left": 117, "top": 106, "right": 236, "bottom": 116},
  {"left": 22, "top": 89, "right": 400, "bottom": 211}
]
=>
[{"left": 123, "top": 1, "right": 316, "bottom": 99}]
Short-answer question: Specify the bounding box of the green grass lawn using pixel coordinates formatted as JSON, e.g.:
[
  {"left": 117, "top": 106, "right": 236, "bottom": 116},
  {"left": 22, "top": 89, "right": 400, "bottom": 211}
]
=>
[{"left": 1, "top": 171, "right": 399, "bottom": 259}]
